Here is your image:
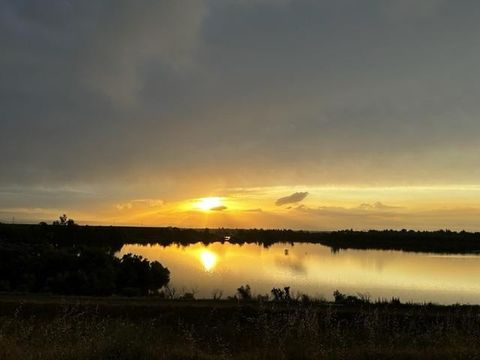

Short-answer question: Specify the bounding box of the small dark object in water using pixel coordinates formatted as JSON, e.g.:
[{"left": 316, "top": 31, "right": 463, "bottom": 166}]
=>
[{"left": 284, "top": 249, "right": 289, "bottom": 256}]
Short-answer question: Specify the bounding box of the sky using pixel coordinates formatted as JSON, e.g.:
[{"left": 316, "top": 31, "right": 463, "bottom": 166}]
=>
[{"left": 1, "top": 0, "right": 480, "bottom": 230}]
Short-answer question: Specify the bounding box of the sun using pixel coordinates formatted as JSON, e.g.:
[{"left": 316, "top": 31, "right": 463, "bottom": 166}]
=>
[
  {"left": 195, "top": 197, "right": 223, "bottom": 211},
  {"left": 199, "top": 249, "right": 218, "bottom": 272}
]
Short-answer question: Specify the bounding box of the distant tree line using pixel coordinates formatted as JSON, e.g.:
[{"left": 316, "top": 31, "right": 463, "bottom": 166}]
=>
[
  {"left": 2, "top": 222, "right": 480, "bottom": 254},
  {"left": 322, "top": 229, "right": 480, "bottom": 254}
]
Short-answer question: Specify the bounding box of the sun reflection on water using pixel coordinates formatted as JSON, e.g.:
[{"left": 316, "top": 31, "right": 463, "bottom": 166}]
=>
[{"left": 199, "top": 249, "right": 218, "bottom": 272}]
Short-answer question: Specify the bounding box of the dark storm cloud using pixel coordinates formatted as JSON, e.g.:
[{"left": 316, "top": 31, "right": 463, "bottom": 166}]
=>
[
  {"left": 276, "top": 192, "right": 309, "bottom": 206},
  {"left": 2, "top": 0, "right": 480, "bottom": 211},
  {"left": 0, "top": 0, "right": 206, "bottom": 187}
]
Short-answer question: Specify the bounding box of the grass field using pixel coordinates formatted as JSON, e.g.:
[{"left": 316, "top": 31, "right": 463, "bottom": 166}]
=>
[{"left": 1, "top": 294, "right": 480, "bottom": 359}]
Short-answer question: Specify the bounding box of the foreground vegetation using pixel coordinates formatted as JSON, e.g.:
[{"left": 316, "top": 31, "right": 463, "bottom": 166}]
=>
[
  {"left": 0, "top": 227, "right": 170, "bottom": 296},
  {"left": 0, "top": 294, "right": 479, "bottom": 360}
]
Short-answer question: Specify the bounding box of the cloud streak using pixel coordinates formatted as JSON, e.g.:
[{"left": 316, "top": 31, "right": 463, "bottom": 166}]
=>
[
  {"left": 210, "top": 205, "right": 228, "bottom": 211},
  {"left": 357, "top": 202, "right": 401, "bottom": 210},
  {"left": 276, "top": 192, "right": 309, "bottom": 206}
]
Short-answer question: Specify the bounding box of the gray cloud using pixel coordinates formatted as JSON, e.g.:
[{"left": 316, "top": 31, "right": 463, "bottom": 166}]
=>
[
  {"left": 82, "top": 0, "right": 206, "bottom": 104},
  {"left": 210, "top": 205, "right": 228, "bottom": 211},
  {"left": 276, "top": 192, "right": 309, "bottom": 206}
]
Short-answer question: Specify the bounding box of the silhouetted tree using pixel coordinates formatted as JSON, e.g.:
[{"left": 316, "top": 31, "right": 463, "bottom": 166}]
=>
[
  {"left": 53, "top": 214, "right": 76, "bottom": 226},
  {"left": 271, "top": 287, "right": 291, "bottom": 301},
  {"left": 116, "top": 254, "right": 170, "bottom": 295},
  {"left": 237, "top": 284, "right": 252, "bottom": 300},
  {"left": 0, "top": 239, "right": 168, "bottom": 296}
]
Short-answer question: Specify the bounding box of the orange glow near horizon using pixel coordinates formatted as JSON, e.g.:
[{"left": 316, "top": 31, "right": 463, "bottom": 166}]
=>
[
  {"left": 194, "top": 197, "right": 224, "bottom": 211},
  {"left": 24, "top": 185, "right": 480, "bottom": 231}
]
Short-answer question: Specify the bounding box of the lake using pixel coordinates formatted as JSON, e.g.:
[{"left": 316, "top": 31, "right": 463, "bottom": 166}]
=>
[{"left": 118, "top": 242, "right": 480, "bottom": 304}]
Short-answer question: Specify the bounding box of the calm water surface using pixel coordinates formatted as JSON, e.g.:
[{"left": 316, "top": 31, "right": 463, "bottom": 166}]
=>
[{"left": 118, "top": 242, "right": 480, "bottom": 304}]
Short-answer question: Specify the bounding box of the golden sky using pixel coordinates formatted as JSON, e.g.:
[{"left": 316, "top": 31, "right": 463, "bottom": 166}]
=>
[{"left": 14, "top": 185, "right": 473, "bottom": 231}]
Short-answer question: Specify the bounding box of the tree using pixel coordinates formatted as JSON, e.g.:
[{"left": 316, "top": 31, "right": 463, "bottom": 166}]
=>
[
  {"left": 271, "top": 287, "right": 291, "bottom": 301},
  {"left": 237, "top": 284, "right": 252, "bottom": 300},
  {"left": 149, "top": 261, "right": 170, "bottom": 292},
  {"left": 52, "top": 214, "right": 76, "bottom": 226},
  {"left": 117, "top": 254, "right": 170, "bottom": 295}
]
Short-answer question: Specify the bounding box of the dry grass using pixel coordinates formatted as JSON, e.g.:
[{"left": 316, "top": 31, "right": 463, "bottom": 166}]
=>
[{"left": 0, "top": 296, "right": 479, "bottom": 359}]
